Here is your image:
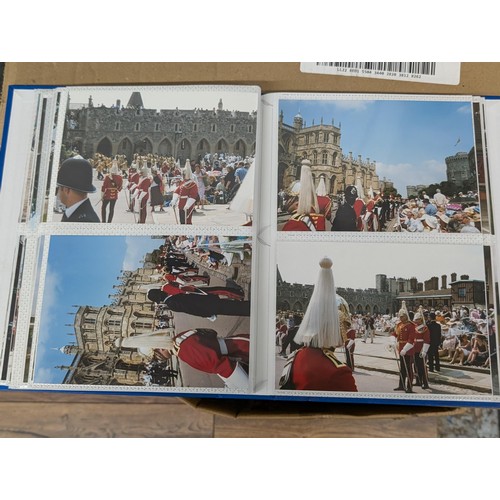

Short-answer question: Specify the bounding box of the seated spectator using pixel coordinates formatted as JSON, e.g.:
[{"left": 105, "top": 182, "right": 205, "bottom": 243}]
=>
[
  {"left": 450, "top": 333, "right": 472, "bottom": 365},
  {"left": 465, "top": 334, "right": 489, "bottom": 366}
]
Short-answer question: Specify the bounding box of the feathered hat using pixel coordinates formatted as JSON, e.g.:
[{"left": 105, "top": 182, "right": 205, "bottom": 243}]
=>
[
  {"left": 316, "top": 175, "right": 327, "bottom": 197},
  {"left": 398, "top": 300, "right": 409, "bottom": 318},
  {"left": 296, "top": 159, "right": 319, "bottom": 215},
  {"left": 413, "top": 305, "right": 426, "bottom": 325},
  {"left": 294, "top": 257, "right": 343, "bottom": 348}
]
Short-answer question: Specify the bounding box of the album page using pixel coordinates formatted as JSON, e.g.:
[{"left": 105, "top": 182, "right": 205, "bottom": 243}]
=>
[
  {"left": 261, "top": 92, "right": 500, "bottom": 406},
  {"left": 0, "top": 85, "right": 262, "bottom": 396}
]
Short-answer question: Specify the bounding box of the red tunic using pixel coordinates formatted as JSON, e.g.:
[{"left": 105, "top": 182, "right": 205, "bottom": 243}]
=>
[
  {"left": 101, "top": 174, "right": 123, "bottom": 200},
  {"left": 413, "top": 325, "right": 431, "bottom": 354},
  {"left": 392, "top": 320, "right": 417, "bottom": 356},
  {"left": 344, "top": 327, "right": 356, "bottom": 353},
  {"left": 317, "top": 195, "right": 332, "bottom": 219},
  {"left": 174, "top": 330, "right": 249, "bottom": 378},
  {"left": 281, "top": 347, "right": 358, "bottom": 392},
  {"left": 164, "top": 273, "right": 210, "bottom": 287},
  {"left": 282, "top": 213, "right": 326, "bottom": 231},
  {"left": 135, "top": 177, "right": 152, "bottom": 202},
  {"left": 128, "top": 171, "right": 140, "bottom": 190},
  {"left": 175, "top": 180, "right": 199, "bottom": 210},
  {"left": 161, "top": 282, "right": 199, "bottom": 295}
]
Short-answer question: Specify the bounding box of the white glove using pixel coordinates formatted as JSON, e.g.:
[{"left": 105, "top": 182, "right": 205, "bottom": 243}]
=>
[
  {"left": 185, "top": 197, "right": 196, "bottom": 211},
  {"left": 420, "top": 343, "right": 429, "bottom": 358},
  {"left": 389, "top": 336, "right": 397, "bottom": 344},
  {"left": 171, "top": 193, "right": 179, "bottom": 207},
  {"left": 347, "top": 339, "right": 354, "bottom": 349},
  {"left": 400, "top": 342, "right": 413, "bottom": 356}
]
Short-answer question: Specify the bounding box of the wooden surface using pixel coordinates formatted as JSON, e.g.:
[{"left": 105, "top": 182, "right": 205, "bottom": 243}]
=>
[{"left": 0, "top": 391, "right": 450, "bottom": 438}]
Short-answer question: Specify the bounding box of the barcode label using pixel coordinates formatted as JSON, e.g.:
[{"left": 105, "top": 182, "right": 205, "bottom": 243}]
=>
[{"left": 300, "top": 62, "right": 460, "bottom": 85}]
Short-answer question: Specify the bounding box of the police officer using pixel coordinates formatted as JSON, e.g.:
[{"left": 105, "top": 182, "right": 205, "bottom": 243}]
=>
[
  {"left": 331, "top": 185, "right": 358, "bottom": 231},
  {"left": 56, "top": 157, "right": 100, "bottom": 222}
]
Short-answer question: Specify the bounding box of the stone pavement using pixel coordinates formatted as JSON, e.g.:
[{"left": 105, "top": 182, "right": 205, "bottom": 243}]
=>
[{"left": 351, "top": 334, "right": 492, "bottom": 393}]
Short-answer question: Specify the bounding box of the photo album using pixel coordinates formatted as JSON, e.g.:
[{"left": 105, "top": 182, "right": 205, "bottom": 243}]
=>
[{"left": 1, "top": 84, "right": 500, "bottom": 408}]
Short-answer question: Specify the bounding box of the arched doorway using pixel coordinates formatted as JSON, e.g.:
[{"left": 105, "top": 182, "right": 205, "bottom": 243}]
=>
[
  {"left": 158, "top": 138, "right": 173, "bottom": 156},
  {"left": 216, "top": 139, "right": 229, "bottom": 155},
  {"left": 293, "top": 301, "right": 303, "bottom": 312},
  {"left": 280, "top": 300, "right": 291, "bottom": 311},
  {"left": 134, "top": 138, "right": 153, "bottom": 155},
  {"left": 96, "top": 137, "right": 113, "bottom": 157},
  {"left": 118, "top": 137, "right": 133, "bottom": 161},
  {"left": 356, "top": 304, "right": 363, "bottom": 314},
  {"left": 176, "top": 138, "right": 192, "bottom": 162},
  {"left": 196, "top": 139, "right": 210, "bottom": 159},
  {"left": 234, "top": 139, "right": 247, "bottom": 157}
]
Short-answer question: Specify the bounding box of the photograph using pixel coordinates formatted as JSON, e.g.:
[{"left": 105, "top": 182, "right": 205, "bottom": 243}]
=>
[
  {"left": 33, "top": 234, "right": 252, "bottom": 391},
  {"left": 52, "top": 86, "right": 259, "bottom": 226},
  {"left": 275, "top": 241, "right": 496, "bottom": 396},
  {"left": 277, "top": 97, "right": 482, "bottom": 234}
]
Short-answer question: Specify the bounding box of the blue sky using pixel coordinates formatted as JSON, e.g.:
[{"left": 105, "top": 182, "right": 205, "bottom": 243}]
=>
[
  {"left": 278, "top": 241, "right": 486, "bottom": 289},
  {"left": 279, "top": 98, "right": 474, "bottom": 194},
  {"left": 34, "top": 236, "right": 162, "bottom": 384}
]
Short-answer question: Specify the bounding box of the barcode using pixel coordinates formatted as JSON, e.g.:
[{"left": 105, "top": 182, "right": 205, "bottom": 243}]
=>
[{"left": 316, "top": 62, "right": 437, "bottom": 76}]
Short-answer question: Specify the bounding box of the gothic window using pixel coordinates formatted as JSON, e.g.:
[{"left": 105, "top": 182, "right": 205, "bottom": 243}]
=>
[
  {"left": 211, "top": 124, "right": 217, "bottom": 133},
  {"left": 230, "top": 124, "right": 235, "bottom": 133},
  {"left": 324, "top": 132, "right": 329, "bottom": 143},
  {"left": 135, "top": 123, "right": 140, "bottom": 131},
  {"left": 322, "top": 151, "right": 328, "bottom": 164},
  {"left": 132, "top": 321, "right": 152, "bottom": 329},
  {"left": 312, "top": 151, "right": 318, "bottom": 164},
  {"left": 155, "top": 123, "right": 160, "bottom": 132},
  {"left": 175, "top": 124, "right": 181, "bottom": 132},
  {"left": 114, "top": 122, "right": 120, "bottom": 131},
  {"left": 193, "top": 124, "right": 198, "bottom": 132},
  {"left": 247, "top": 125, "right": 253, "bottom": 133},
  {"left": 305, "top": 135, "right": 309, "bottom": 145},
  {"left": 135, "top": 109, "right": 141, "bottom": 116}
]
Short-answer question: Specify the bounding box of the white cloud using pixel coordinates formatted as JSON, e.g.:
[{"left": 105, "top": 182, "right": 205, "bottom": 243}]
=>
[
  {"left": 457, "top": 104, "right": 472, "bottom": 114},
  {"left": 376, "top": 159, "right": 447, "bottom": 195}
]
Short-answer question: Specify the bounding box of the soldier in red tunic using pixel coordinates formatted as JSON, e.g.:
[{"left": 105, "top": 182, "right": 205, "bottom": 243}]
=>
[
  {"left": 172, "top": 162, "right": 199, "bottom": 225},
  {"left": 101, "top": 161, "right": 123, "bottom": 223},
  {"left": 127, "top": 164, "right": 141, "bottom": 212},
  {"left": 160, "top": 281, "right": 244, "bottom": 300},
  {"left": 389, "top": 301, "right": 416, "bottom": 393},
  {"left": 412, "top": 307, "right": 431, "bottom": 389},
  {"left": 169, "top": 329, "right": 250, "bottom": 390},
  {"left": 282, "top": 159, "right": 327, "bottom": 231},
  {"left": 134, "top": 166, "right": 152, "bottom": 224},
  {"left": 279, "top": 257, "right": 357, "bottom": 392},
  {"left": 316, "top": 175, "right": 332, "bottom": 222}
]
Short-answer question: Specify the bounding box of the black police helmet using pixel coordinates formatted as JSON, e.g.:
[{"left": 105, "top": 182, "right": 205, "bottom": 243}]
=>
[
  {"left": 344, "top": 185, "right": 358, "bottom": 202},
  {"left": 56, "top": 158, "right": 96, "bottom": 193}
]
